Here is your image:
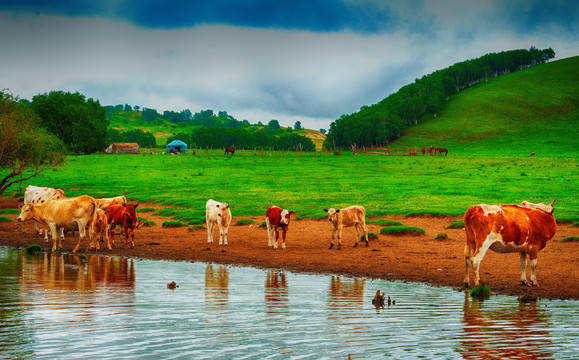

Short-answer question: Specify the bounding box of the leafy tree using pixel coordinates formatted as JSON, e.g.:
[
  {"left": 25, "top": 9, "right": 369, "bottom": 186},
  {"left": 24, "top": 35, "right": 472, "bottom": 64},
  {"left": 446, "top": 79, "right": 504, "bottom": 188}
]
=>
[
  {"left": 268, "top": 119, "right": 280, "bottom": 130},
  {"left": 0, "top": 92, "right": 65, "bottom": 196},
  {"left": 142, "top": 108, "right": 159, "bottom": 122},
  {"left": 294, "top": 121, "right": 302, "bottom": 130},
  {"left": 320, "top": 128, "right": 326, "bottom": 134},
  {"left": 31, "top": 91, "right": 108, "bottom": 154}
]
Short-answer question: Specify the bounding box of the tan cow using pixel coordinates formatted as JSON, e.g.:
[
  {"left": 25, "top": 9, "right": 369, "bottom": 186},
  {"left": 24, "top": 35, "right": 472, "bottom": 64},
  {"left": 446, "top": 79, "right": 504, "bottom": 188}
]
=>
[
  {"left": 206, "top": 199, "right": 232, "bottom": 245},
  {"left": 94, "top": 209, "right": 112, "bottom": 250},
  {"left": 323, "top": 206, "right": 369, "bottom": 250},
  {"left": 96, "top": 195, "right": 127, "bottom": 210},
  {"left": 463, "top": 199, "right": 557, "bottom": 287},
  {"left": 23, "top": 185, "right": 66, "bottom": 241},
  {"left": 17, "top": 195, "right": 98, "bottom": 253}
]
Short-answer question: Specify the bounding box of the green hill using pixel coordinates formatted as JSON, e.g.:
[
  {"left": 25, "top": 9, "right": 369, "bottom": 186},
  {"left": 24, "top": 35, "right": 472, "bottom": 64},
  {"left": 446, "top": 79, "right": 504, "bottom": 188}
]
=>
[{"left": 390, "top": 56, "right": 578, "bottom": 156}]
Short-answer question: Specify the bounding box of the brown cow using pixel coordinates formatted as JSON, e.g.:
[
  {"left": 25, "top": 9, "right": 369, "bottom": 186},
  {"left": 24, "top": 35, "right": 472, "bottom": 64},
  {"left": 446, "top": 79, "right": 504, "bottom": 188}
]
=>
[
  {"left": 225, "top": 146, "right": 235, "bottom": 155},
  {"left": 323, "top": 206, "right": 369, "bottom": 250},
  {"left": 17, "top": 195, "right": 97, "bottom": 252},
  {"left": 463, "top": 199, "right": 557, "bottom": 287},
  {"left": 22, "top": 185, "right": 66, "bottom": 241},
  {"left": 265, "top": 205, "right": 294, "bottom": 249},
  {"left": 106, "top": 203, "right": 139, "bottom": 248}
]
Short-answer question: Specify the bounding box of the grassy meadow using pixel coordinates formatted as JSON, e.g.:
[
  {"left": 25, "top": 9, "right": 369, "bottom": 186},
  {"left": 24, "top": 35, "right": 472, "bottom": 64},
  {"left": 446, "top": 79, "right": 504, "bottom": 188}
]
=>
[{"left": 6, "top": 150, "right": 577, "bottom": 223}]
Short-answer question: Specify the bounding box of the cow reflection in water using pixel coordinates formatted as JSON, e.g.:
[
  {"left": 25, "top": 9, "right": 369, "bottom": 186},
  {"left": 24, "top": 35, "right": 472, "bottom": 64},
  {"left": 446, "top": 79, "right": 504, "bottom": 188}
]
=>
[
  {"left": 327, "top": 276, "right": 367, "bottom": 334},
  {"left": 460, "top": 293, "right": 553, "bottom": 359},
  {"left": 204, "top": 265, "right": 229, "bottom": 306},
  {"left": 265, "top": 270, "right": 289, "bottom": 324},
  {"left": 20, "top": 252, "right": 135, "bottom": 292}
]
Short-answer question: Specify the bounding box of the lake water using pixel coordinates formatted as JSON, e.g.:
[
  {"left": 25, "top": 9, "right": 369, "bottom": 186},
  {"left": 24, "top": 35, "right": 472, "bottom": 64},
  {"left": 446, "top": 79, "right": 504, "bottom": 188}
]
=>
[{"left": 1, "top": 247, "right": 578, "bottom": 359}]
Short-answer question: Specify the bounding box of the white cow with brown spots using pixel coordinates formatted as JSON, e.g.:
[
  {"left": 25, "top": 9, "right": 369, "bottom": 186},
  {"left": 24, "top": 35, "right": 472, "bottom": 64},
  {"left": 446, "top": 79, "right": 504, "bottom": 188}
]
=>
[
  {"left": 206, "top": 199, "right": 232, "bottom": 245},
  {"left": 17, "top": 195, "right": 98, "bottom": 252},
  {"left": 323, "top": 206, "right": 369, "bottom": 250},
  {"left": 22, "top": 185, "right": 66, "bottom": 241},
  {"left": 95, "top": 195, "right": 127, "bottom": 210}
]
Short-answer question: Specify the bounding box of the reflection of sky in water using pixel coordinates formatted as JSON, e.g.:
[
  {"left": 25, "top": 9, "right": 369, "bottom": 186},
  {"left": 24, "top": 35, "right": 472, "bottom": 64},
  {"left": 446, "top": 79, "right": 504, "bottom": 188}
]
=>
[{"left": 0, "top": 248, "right": 578, "bottom": 359}]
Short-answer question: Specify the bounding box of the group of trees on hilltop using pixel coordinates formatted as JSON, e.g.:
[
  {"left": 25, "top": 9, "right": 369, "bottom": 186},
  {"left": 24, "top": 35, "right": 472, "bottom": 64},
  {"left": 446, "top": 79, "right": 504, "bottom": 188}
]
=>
[
  {"left": 324, "top": 47, "right": 555, "bottom": 149},
  {"left": 167, "top": 126, "right": 316, "bottom": 152}
]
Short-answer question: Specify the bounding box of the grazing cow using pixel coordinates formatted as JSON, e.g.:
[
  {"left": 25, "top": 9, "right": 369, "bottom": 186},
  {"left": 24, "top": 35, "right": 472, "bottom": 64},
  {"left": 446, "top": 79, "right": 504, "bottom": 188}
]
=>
[
  {"left": 323, "top": 206, "right": 369, "bottom": 250},
  {"left": 206, "top": 199, "right": 232, "bottom": 245},
  {"left": 265, "top": 205, "right": 294, "bottom": 249},
  {"left": 96, "top": 195, "right": 127, "bottom": 210},
  {"left": 463, "top": 199, "right": 557, "bottom": 287},
  {"left": 106, "top": 203, "right": 139, "bottom": 248},
  {"left": 22, "top": 185, "right": 66, "bottom": 241},
  {"left": 225, "top": 146, "right": 235, "bottom": 155},
  {"left": 17, "top": 195, "right": 97, "bottom": 252},
  {"left": 437, "top": 148, "right": 448, "bottom": 156},
  {"left": 94, "top": 209, "right": 112, "bottom": 250}
]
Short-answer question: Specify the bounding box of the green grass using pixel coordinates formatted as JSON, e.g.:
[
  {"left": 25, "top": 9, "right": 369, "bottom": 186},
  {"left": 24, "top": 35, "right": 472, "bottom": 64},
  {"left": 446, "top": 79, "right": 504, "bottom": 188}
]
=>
[
  {"left": 162, "top": 221, "right": 186, "bottom": 228},
  {"left": 25, "top": 244, "right": 43, "bottom": 255},
  {"left": 138, "top": 217, "right": 155, "bottom": 227},
  {"left": 435, "top": 233, "right": 449, "bottom": 240},
  {"left": 380, "top": 226, "right": 425, "bottom": 236},
  {"left": 0, "top": 208, "right": 20, "bottom": 214},
  {"left": 469, "top": 285, "right": 491, "bottom": 298},
  {"left": 367, "top": 219, "right": 403, "bottom": 227},
  {"left": 362, "top": 232, "right": 379, "bottom": 241},
  {"left": 138, "top": 207, "right": 155, "bottom": 213},
  {"left": 0, "top": 216, "right": 13, "bottom": 223},
  {"left": 447, "top": 220, "right": 464, "bottom": 229},
  {"left": 188, "top": 225, "right": 206, "bottom": 231},
  {"left": 560, "top": 236, "right": 579, "bottom": 242},
  {"left": 235, "top": 219, "right": 255, "bottom": 226}
]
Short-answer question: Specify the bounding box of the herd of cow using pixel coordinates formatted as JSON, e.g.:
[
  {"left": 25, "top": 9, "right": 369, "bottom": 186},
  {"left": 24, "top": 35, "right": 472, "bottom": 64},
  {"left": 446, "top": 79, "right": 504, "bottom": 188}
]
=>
[{"left": 15, "top": 185, "right": 558, "bottom": 288}]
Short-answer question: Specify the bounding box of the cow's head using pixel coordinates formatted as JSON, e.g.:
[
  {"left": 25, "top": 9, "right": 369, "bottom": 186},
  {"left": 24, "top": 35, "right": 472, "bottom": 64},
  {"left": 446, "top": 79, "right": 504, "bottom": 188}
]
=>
[
  {"left": 17, "top": 204, "right": 34, "bottom": 222},
  {"left": 216, "top": 203, "right": 230, "bottom": 217},
  {"left": 96, "top": 209, "right": 107, "bottom": 223},
  {"left": 280, "top": 209, "right": 294, "bottom": 225},
  {"left": 520, "top": 198, "right": 557, "bottom": 215},
  {"left": 125, "top": 203, "right": 139, "bottom": 226},
  {"left": 323, "top": 208, "right": 341, "bottom": 224}
]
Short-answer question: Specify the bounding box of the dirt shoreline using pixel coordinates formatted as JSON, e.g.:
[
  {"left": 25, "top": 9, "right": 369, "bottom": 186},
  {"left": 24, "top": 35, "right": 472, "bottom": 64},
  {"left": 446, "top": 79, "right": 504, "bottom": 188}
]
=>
[{"left": 1, "top": 199, "right": 577, "bottom": 300}]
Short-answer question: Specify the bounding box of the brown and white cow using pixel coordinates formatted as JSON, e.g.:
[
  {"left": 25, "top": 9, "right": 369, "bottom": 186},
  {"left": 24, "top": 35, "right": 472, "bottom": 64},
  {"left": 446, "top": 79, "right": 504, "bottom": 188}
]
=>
[
  {"left": 265, "top": 205, "right": 294, "bottom": 249},
  {"left": 96, "top": 195, "right": 127, "bottom": 210},
  {"left": 323, "top": 206, "right": 369, "bottom": 250},
  {"left": 94, "top": 209, "right": 112, "bottom": 250},
  {"left": 17, "top": 195, "right": 98, "bottom": 253},
  {"left": 23, "top": 185, "right": 66, "bottom": 241},
  {"left": 463, "top": 199, "right": 557, "bottom": 287},
  {"left": 206, "top": 199, "right": 232, "bottom": 245},
  {"left": 106, "top": 203, "right": 139, "bottom": 248}
]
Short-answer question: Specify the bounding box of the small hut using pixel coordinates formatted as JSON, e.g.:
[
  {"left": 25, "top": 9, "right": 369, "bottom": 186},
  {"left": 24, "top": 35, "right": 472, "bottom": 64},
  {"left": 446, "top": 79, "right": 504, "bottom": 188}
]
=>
[
  {"left": 105, "top": 143, "right": 140, "bottom": 154},
  {"left": 167, "top": 140, "right": 188, "bottom": 154}
]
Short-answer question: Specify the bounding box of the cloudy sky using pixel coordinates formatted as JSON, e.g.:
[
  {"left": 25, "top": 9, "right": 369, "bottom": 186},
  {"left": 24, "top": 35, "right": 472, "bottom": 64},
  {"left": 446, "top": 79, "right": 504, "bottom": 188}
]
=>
[{"left": 1, "top": 1, "right": 577, "bottom": 130}]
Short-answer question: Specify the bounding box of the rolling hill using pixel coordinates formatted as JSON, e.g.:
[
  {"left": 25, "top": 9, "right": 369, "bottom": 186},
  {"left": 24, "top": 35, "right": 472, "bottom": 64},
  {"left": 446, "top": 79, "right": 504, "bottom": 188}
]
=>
[{"left": 389, "top": 56, "right": 578, "bottom": 156}]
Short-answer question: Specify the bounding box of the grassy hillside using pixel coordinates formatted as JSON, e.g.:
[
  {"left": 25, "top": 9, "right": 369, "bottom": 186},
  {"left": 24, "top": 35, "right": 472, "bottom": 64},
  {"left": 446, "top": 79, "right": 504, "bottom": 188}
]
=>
[{"left": 390, "top": 56, "right": 578, "bottom": 156}]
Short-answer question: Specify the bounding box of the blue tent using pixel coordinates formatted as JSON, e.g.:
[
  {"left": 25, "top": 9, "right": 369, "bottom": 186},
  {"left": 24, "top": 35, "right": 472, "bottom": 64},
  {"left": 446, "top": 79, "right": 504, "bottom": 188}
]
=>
[{"left": 166, "top": 140, "right": 188, "bottom": 154}]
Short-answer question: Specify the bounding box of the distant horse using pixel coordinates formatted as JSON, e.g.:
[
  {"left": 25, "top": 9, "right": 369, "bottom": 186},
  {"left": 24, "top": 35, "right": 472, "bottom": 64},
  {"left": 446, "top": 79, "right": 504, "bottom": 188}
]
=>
[
  {"left": 225, "top": 146, "right": 236, "bottom": 156},
  {"left": 437, "top": 148, "right": 448, "bottom": 156}
]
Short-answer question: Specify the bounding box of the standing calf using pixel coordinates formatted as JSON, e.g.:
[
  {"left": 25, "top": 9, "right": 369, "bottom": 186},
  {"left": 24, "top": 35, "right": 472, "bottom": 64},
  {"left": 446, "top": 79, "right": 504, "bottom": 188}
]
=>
[
  {"left": 106, "top": 203, "right": 139, "bottom": 248},
  {"left": 94, "top": 209, "right": 112, "bottom": 250},
  {"left": 323, "top": 206, "right": 369, "bottom": 250},
  {"left": 265, "top": 205, "right": 294, "bottom": 249},
  {"left": 206, "top": 199, "right": 232, "bottom": 245}
]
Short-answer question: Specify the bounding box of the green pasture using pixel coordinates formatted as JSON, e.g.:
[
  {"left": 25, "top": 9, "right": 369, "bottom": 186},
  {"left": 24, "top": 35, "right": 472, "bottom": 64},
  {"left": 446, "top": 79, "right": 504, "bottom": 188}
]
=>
[{"left": 3, "top": 151, "right": 577, "bottom": 223}]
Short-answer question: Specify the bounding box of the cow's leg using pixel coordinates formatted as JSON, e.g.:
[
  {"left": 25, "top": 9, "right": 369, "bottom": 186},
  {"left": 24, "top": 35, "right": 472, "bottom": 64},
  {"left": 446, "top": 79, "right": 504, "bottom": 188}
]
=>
[
  {"left": 281, "top": 229, "right": 287, "bottom": 249},
  {"left": 337, "top": 227, "right": 343, "bottom": 250},
  {"left": 49, "top": 224, "right": 59, "bottom": 252},
  {"left": 104, "top": 226, "right": 112, "bottom": 251},
  {"left": 73, "top": 224, "right": 85, "bottom": 253},
  {"left": 207, "top": 221, "right": 214, "bottom": 243},
  {"left": 363, "top": 223, "right": 369, "bottom": 247},
  {"left": 519, "top": 252, "right": 529, "bottom": 286},
  {"left": 273, "top": 227, "right": 279, "bottom": 250},
  {"left": 44, "top": 229, "right": 49, "bottom": 242},
  {"left": 464, "top": 245, "right": 474, "bottom": 286},
  {"left": 354, "top": 224, "right": 360, "bottom": 248},
  {"left": 108, "top": 224, "right": 117, "bottom": 247},
  {"left": 90, "top": 221, "right": 98, "bottom": 251},
  {"left": 222, "top": 224, "right": 229, "bottom": 245},
  {"left": 470, "top": 234, "right": 497, "bottom": 286},
  {"left": 60, "top": 228, "right": 65, "bottom": 243},
  {"left": 329, "top": 228, "right": 336, "bottom": 249},
  {"left": 129, "top": 226, "right": 135, "bottom": 248},
  {"left": 266, "top": 219, "right": 273, "bottom": 248},
  {"left": 529, "top": 248, "right": 540, "bottom": 286},
  {"left": 218, "top": 223, "right": 224, "bottom": 245}
]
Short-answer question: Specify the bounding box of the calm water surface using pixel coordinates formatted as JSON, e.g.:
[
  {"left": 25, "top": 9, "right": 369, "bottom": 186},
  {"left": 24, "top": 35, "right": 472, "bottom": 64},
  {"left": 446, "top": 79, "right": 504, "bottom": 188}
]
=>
[{"left": 0, "top": 247, "right": 577, "bottom": 359}]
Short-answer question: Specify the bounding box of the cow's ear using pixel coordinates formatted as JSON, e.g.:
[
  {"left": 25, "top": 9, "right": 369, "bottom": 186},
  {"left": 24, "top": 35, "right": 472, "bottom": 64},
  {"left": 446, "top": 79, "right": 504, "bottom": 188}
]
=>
[
  {"left": 336, "top": 209, "right": 341, "bottom": 213},
  {"left": 289, "top": 211, "right": 294, "bottom": 215},
  {"left": 18, "top": 204, "right": 24, "bottom": 210},
  {"left": 135, "top": 203, "right": 139, "bottom": 208},
  {"left": 323, "top": 209, "right": 328, "bottom": 212},
  {"left": 223, "top": 204, "right": 230, "bottom": 210}
]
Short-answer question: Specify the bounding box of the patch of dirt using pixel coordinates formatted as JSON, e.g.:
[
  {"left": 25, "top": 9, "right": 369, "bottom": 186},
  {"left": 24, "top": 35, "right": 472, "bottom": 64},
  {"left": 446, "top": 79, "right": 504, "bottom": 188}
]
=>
[{"left": 1, "top": 200, "right": 577, "bottom": 300}]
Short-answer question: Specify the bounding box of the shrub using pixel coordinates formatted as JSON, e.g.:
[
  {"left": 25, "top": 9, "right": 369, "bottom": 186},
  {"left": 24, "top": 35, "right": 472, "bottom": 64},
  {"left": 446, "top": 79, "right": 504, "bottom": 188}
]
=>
[
  {"left": 235, "top": 219, "right": 255, "bottom": 226},
  {"left": 435, "top": 233, "right": 449, "bottom": 240},
  {"left": 469, "top": 284, "right": 491, "bottom": 298},
  {"left": 25, "top": 244, "right": 43, "bottom": 255},
  {"left": 0, "top": 208, "right": 20, "bottom": 214},
  {"left": 259, "top": 221, "right": 267, "bottom": 228},
  {"left": 138, "top": 217, "right": 155, "bottom": 227},
  {"left": 446, "top": 220, "right": 464, "bottom": 229},
  {"left": 0, "top": 216, "right": 13, "bottom": 223},
  {"left": 560, "top": 236, "right": 579, "bottom": 242},
  {"left": 367, "top": 219, "right": 403, "bottom": 227},
  {"left": 138, "top": 207, "right": 155, "bottom": 213},
  {"left": 188, "top": 225, "right": 206, "bottom": 231},
  {"left": 362, "top": 232, "right": 379, "bottom": 241},
  {"left": 380, "top": 225, "right": 425, "bottom": 236},
  {"left": 162, "top": 221, "right": 186, "bottom": 228}
]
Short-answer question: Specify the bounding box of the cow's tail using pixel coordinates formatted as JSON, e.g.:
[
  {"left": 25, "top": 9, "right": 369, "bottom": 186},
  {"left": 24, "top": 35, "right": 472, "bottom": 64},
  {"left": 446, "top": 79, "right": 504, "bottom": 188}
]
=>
[{"left": 88, "top": 197, "right": 98, "bottom": 240}]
